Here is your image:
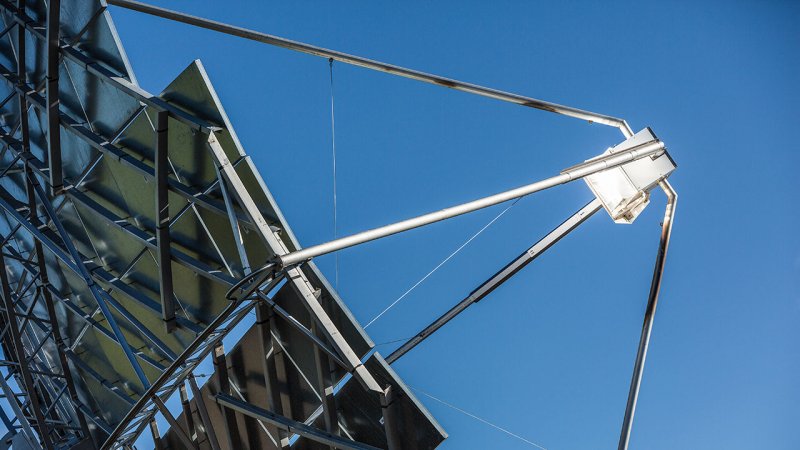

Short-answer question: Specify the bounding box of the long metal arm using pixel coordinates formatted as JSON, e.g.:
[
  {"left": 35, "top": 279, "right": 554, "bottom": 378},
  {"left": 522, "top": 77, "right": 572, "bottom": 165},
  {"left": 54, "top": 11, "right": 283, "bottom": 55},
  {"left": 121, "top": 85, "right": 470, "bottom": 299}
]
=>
[
  {"left": 386, "top": 198, "right": 602, "bottom": 364},
  {"left": 278, "top": 140, "right": 665, "bottom": 267},
  {"left": 617, "top": 180, "right": 677, "bottom": 450},
  {"left": 105, "top": 0, "right": 633, "bottom": 137}
]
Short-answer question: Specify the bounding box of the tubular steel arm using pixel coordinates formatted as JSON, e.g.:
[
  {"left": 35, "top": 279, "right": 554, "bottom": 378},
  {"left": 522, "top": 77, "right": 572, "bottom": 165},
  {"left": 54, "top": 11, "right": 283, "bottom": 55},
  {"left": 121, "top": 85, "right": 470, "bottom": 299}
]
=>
[
  {"left": 386, "top": 199, "right": 602, "bottom": 364},
  {"left": 617, "top": 180, "right": 677, "bottom": 450},
  {"left": 277, "top": 140, "right": 665, "bottom": 267},
  {"left": 106, "top": 0, "right": 634, "bottom": 137}
]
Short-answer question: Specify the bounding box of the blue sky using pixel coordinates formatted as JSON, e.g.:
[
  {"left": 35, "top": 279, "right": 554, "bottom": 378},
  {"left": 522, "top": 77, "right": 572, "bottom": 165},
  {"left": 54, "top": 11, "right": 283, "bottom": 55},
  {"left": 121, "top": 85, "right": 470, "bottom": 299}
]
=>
[{"left": 110, "top": 1, "right": 799, "bottom": 448}]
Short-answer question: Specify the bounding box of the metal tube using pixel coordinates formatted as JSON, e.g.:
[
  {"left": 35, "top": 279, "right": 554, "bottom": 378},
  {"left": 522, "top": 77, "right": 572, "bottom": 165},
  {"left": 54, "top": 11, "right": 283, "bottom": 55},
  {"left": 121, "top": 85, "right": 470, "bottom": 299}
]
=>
[
  {"left": 105, "top": 0, "right": 633, "bottom": 137},
  {"left": 278, "top": 140, "right": 665, "bottom": 267},
  {"left": 386, "top": 199, "right": 601, "bottom": 364},
  {"left": 617, "top": 180, "right": 677, "bottom": 450}
]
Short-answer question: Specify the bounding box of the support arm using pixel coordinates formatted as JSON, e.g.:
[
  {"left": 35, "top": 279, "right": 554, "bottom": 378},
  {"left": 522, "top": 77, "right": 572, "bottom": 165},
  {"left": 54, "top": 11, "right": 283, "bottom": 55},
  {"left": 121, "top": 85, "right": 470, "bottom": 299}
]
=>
[
  {"left": 277, "top": 140, "right": 665, "bottom": 267},
  {"left": 106, "top": 0, "right": 632, "bottom": 136},
  {"left": 617, "top": 180, "right": 677, "bottom": 450},
  {"left": 387, "top": 199, "right": 602, "bottom": 364}
]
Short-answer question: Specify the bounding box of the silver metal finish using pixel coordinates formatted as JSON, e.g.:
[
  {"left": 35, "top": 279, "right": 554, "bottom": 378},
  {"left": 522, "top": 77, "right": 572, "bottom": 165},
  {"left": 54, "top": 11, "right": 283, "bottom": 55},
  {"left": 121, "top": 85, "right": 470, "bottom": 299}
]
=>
[
  {"left": 617, "top": 180, "right": 677, "bottom": 450},
  {"left": 105, "top": 0, "right": 634, "bottom": 137},
  {"left": 0, "top": 1, "right": 679, "bottom": 449},
  {"left": 278, "top": 139, "right": 666, "bottom": 267},
  {"left": 387, "top": 199, "right": 602, "bottom": 364}
]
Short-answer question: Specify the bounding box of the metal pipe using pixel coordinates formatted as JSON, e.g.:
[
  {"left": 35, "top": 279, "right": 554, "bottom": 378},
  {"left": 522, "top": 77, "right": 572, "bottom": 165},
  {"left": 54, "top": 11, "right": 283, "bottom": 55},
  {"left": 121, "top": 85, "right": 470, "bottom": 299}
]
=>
[
  {"left": 617, "top": 180, "right": 677, "bottom": 450},
  {"left": 386, "top": 199, "right": 601, "bottom": 364},
  {"left": 105, "top": 0, "right": 633, "bottom": 137},
  {"left": 278, "top": 140, "right": 665, "bottom": 267}
]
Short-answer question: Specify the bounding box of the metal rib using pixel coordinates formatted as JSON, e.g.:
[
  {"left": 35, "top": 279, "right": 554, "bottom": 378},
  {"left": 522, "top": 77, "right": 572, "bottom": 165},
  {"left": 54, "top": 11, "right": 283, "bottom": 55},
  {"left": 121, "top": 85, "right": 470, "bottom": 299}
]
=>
[{"left": 105, "top": 0, "right": 633, "bottom": 137}]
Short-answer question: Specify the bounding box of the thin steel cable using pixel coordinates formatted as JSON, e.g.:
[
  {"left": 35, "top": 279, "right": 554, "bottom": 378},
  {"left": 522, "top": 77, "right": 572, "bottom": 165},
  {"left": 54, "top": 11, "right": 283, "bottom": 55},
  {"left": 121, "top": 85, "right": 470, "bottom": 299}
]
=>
[
  {"left": 364, "top": 198, "right": 520, "bottom": 329},
  {"left": 329, "top": 58, "right": 340, "bottom": 289},
  {"left": 374, "top": 337, "right": 414, "bottom": 346},
  {"left": 410, "top": 386, "right": 547, "bottom": 450}
]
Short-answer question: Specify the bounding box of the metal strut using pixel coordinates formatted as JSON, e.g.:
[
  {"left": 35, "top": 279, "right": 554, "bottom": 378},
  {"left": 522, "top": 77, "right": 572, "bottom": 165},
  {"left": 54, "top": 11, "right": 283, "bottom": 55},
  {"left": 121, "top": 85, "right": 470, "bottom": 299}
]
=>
[
  {"left": 617, "top": 180, "right": 677, "bottom": 450},
  {"left": 387, "top": 199, "right": 602, "bottom": 364},
  {"left": 276, "top": 140, "right": 665, "bottom": 267},
  {"left": 106, "top": 0, "right": 634, "bottom": 137}
]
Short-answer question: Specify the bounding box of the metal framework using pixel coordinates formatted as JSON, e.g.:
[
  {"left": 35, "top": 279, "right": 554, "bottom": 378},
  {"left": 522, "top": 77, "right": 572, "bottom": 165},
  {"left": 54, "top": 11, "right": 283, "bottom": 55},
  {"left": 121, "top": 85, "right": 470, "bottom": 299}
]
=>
[{"left": 0, "top": 1, "right": 678, "bottom": 450}]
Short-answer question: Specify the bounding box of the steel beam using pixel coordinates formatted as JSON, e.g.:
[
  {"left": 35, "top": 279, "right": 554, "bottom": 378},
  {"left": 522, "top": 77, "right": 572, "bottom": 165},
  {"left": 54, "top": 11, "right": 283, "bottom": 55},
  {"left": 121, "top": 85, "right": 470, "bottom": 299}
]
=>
[
  {"left": 380, "top": 386, "right": 401, "bottom": 450},
  {"left": 100, "top": 278, "right": 280, "bottom": 448},
  {"left": 105, "top": 0, "right": 633, "bottom": 136},
  {"left": 153, "top": 396, "right": 196, "bottom": 450},
  {"left": 2, "top": 242, "right": 167, "bottom": 375},
  {"left": 311, "top": 321, "right": 338, "bottom": 444},
  {"left": 12, "top": 65, "right": 93, "bottom": 438},
  {"left": 149, "top": 420, "right": 164, "bottom": 450},
  {"left": 155, "top": 110, "right": 176, "bottom": 333},
  {"left": 0, "top": 60, "right": 271, "bottom": 229},
  {"left": 45, "top": 0, "right": 63, "bottom": 193},
  {"left": 617, "top": 181, "right": 677, "bottom": 450},
  {"left": 278, "top": 140, "right": 665, "bottom": 267},
  {"left": 188, "top": 375, "right": 221, "bottom": 450},
  {"left": 0, "top": 145, "right": 154, "bottom": 393},
  {"left": 0, "top": 368, "right": 36, "bottom": 443},
  {"left": 0, "top": 251, "right": 53, "bottom": 449},
  {"left": 23, "top": 201, "right": 92, "bottom": 440},
  {"left": 178, "top": 383, "right": 196, "bottom": 444},
  {"left": 0, "top": 0, "right": 222, "bottom": 134},
  {"left": 256, "top": 301, "right": 291, "bottom": 447},
  {"left": 207, "top": 132, "right": 384, "bottom": 395},
  {"left": 213, "top": 344, "right": 242, "bottom": 450},
  {"left": 387, "top": 199, "right": 602, "bottom": 364},
  {"left": 214, "top": 393, "right": 383, "bottom": 450},
  {"left": 5, "top": 1, "right": 54, "bottom": 445}
]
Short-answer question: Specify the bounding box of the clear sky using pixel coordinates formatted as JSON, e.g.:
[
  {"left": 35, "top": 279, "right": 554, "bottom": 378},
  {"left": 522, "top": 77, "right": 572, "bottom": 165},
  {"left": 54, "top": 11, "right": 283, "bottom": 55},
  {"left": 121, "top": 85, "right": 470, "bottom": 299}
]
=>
[{"left": 110, "top": 1, "right": 799, "bottom": 449}]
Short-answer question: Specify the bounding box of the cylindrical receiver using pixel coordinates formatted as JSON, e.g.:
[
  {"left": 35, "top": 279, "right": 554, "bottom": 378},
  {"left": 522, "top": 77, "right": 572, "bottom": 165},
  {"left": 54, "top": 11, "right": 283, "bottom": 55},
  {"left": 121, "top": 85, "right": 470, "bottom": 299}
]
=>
[{"left": 278, "top": 141, "right": 665, "bottom": 267}]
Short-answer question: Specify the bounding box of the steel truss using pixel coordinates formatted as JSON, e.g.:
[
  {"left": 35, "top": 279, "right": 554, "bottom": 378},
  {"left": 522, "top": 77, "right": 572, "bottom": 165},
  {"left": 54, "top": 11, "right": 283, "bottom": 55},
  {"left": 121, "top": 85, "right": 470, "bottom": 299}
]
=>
[
  {"left": 0, "top": 1, "right": 678, "bottom": 450},
  {"left": 0, "top": 2, "right": 413, "bottom": 449}
]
